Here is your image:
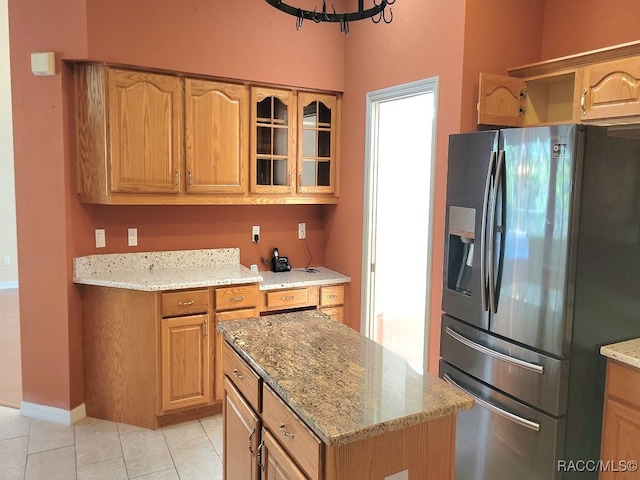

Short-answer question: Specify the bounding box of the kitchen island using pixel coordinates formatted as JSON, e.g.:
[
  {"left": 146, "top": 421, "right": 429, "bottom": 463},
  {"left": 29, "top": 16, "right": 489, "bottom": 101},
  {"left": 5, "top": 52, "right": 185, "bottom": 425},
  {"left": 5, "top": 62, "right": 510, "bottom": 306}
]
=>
[{"left": 219, "top": 310, "right": 473, "bottom": 480}]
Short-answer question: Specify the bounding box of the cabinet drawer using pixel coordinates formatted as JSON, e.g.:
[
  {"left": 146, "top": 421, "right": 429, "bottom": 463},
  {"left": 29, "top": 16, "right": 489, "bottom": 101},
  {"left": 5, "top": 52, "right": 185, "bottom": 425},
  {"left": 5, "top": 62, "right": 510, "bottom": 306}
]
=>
[
  {"left": 161, "top": 289, "right": 209, "bottom": 317},
  {"left": 319, "top": 285, "right": 344, "bottom": 307},
  {"left": 320, "top": 306, "right": 344, "bottom": 323},
  {"left": 215, "top": 284, "right": 259, "bottom": 311},
  {"left": 606, "top": 360, "right": 640, "bottom": 409},
  {"left": 262, "top": 383, "right": 322, "bottom": 480},
  {"left": 265, "top": 288, "right": 312, "bottom": 310},
  {"left": 223, "top": 341, "right": 261, "bottom": 411}
]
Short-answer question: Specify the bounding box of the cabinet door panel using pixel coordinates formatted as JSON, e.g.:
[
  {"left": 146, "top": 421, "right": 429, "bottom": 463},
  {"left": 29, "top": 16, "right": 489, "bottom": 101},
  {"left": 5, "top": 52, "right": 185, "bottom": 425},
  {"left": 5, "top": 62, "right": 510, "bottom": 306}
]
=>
[
  {"left": 161, "top": 314, "right": 211, "bottom": 411},
  {"left": 478, "top": 73, "right": 525, "bottom": 127},
  {"left": 298, "top": 92, "right": 338, "bottom": 195},
  {"left": 251, "top": 87, "right": 296, "bottom": 194},
  {"left": 600, "top": 398, "right": 640, "bottom": 480},
  {"left": 581, "top": 57, "right": 640, "bottom": 121},
  {"left": 262, "top": 428, "right": 309, "bottom": 480},
  {"left": 185, "top": 80, "right": 248, "bottom": 194},
  {"left": 108, "top": 69, "right": 183, "bottom": 194},
  {"left": 224, "top": 377, "right": 260, "bottom": 480}
]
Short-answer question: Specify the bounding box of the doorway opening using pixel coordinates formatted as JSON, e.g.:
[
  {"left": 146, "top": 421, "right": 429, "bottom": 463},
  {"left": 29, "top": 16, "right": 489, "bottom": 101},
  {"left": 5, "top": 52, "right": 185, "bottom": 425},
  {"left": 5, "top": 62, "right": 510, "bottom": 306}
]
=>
[{"left": 362, "top": 78, "right": 438, "bottom": 374}]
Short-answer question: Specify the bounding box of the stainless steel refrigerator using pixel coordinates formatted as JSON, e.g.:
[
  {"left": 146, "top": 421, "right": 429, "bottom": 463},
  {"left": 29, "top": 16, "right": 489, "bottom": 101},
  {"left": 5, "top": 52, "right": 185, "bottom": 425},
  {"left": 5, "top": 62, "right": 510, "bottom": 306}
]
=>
[{"left": 439, "top": 124, "right": 640, "bottom": 479}]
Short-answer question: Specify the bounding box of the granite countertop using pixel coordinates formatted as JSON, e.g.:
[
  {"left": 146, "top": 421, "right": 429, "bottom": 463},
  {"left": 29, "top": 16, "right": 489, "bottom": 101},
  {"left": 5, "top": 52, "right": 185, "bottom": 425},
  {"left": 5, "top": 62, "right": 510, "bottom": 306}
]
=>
[
  {"left": 259, "top": 267, "right": 350, "bottom": 290},
  {"left": 219, "top": 311, "right": 473, "bottom": 447},
  {"left": 73, "top": 249, "right": 350, "bottom": 292},
  {"left": 73, "top": 248, "right": 262, "bottom": 291},
  {"left": 601, "top": 338, "right": 640, "bottom": 370}
]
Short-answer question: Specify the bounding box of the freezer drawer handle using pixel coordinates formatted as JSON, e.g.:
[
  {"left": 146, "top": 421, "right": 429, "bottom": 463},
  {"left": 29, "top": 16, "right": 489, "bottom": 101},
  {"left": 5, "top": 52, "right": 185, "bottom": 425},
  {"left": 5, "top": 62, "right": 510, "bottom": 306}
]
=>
[
  {"left": 443, "top": 373, "right": 541, "bottom": 432},
  {"left": 446, "top": 326, "right": 544, "bottom": 374}
]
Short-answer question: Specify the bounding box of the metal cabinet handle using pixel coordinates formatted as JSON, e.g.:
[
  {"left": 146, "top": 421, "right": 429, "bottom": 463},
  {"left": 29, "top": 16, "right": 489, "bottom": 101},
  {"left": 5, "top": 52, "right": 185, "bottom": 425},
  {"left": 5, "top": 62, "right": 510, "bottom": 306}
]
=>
[
  {"left": 230, "top": 296, "right": 245, "bottom": 302},
  {"left": 443, "top": 373, "right": 541, "bottom": 432},
  {"left": 203, "top": 316, "right": 208, "bottom": 337},
  {"left": 175, "top": 169, "right": 179, "bottom": 186},
  {"left": 178, "top": 300, "right": 195, "bottom": 306},
  {"left": 581, "top": 88, "right": 587, "bottom": 116},
  {"left": 326, "top": 294, "right": 339, "bottom": 299},
  {"left": 279, "top": 422, "right": 294, "bottom": 438},
  {"left": 282, "top": 295, "right": 295, "bottom": 301},
  {"left": 187, "top": 169, "right": 193, "bottom": 188},
  {"left": 232, "top": 369, "right": 244, "bottom": 380},
  {"left": 248, "top": 427, "right": 256, "bottom": 455},
  {"left": 446, "top": 326, "right": 544, "bottom": 374}
]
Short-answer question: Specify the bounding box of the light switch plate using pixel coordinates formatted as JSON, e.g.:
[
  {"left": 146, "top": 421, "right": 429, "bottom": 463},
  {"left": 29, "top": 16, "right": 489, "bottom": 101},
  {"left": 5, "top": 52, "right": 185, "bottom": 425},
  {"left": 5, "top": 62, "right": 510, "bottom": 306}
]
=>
[{"left": 95, "top": 229, "right": 106, "bottom": 248}]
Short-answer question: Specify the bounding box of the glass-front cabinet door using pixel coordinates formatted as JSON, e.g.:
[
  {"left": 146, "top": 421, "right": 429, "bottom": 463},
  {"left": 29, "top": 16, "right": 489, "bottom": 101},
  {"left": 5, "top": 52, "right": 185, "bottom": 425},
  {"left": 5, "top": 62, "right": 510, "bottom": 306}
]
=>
[
  {"left": 297, "top": 92, "right": 338, "bottom": 195},
  {"left": 250, "top": 87, "right": 296, "bottom": 194}
]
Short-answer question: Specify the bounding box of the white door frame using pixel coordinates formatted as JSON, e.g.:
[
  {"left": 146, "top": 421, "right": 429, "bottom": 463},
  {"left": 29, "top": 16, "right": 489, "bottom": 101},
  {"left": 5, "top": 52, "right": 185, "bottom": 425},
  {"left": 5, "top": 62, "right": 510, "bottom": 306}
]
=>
[{"left": 361, "top": 77, "right": 439, "bottom": 370}]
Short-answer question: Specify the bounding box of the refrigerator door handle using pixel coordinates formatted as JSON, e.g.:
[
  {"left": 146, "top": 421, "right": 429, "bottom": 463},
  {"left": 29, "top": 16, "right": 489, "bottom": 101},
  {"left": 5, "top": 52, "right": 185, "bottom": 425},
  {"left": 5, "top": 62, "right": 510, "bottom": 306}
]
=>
[
  {"left": 488, "top": 149, "right": 505, "bottom": 313},
  {"left": 480, "top": 150, "right": 496, "bottom": 312},
  {"left": 445, "top": 326, "right": 545, "bottom": 374},
  {"left": 443, "top": 373, "right": 541, "bottom": 432}
]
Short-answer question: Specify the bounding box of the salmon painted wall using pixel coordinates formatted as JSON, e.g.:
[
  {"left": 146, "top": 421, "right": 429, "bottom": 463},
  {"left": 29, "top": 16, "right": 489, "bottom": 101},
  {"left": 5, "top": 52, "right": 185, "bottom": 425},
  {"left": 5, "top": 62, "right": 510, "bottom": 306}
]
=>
[
  {"left": 460, "top": 0, "right": 544, "bottom": 132},
  {"left": 323, "top": 0, "right": 468, "bottom": 371},
  {"left": 10, "top": 0, "right": 345, "bottom": 410},
  {"left": 541, "top": 0, "right": 640, "bottom": 59},
  {"left": 8, "top": 0, "right": 88, "bottom": 409}
]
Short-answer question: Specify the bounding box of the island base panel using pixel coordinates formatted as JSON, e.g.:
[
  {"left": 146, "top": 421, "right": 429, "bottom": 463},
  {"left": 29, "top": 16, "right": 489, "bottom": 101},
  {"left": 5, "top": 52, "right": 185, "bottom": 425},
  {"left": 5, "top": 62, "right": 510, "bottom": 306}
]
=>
[{"left": 324, "top": 415, "right": 456, "bottom": 480}]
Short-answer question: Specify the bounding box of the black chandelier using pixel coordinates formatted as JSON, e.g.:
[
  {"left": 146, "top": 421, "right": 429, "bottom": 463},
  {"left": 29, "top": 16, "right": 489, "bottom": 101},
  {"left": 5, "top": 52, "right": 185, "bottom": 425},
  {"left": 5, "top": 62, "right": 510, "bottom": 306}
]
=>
[{"left": 264, "top": 0, "right": 395, "bottom": 35}]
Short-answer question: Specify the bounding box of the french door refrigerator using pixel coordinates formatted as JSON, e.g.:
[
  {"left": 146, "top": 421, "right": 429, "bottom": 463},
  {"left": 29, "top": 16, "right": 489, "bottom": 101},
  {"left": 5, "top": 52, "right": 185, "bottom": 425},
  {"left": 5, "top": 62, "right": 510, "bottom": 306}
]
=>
[{"left": 439, "top": 124, "right": 640, "bottom": 480}]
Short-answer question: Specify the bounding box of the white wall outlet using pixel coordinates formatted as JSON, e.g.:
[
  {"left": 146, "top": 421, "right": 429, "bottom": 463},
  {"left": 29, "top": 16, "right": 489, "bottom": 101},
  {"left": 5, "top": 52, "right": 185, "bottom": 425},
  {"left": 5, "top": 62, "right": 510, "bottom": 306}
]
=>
[
  {"left": 2, "top": 255, "right": 9, "bottom": 266},
  {"left": 298, "top": 222, "right": 306, "bottom": 240},
  {"left": 252, "top": 225, "right": 260, "bottom": 243},
  {"left": 30, "top": 52, "right": 56, "bottom": 76},
  {"left": 95, "top": 229, "right": 106, "bottom": 248},
  {"left": 385, "top": 470, "right": 408, "bottom": 480},
  {"left": 128, "top": 228, "right": 138, "bottom": 247}
]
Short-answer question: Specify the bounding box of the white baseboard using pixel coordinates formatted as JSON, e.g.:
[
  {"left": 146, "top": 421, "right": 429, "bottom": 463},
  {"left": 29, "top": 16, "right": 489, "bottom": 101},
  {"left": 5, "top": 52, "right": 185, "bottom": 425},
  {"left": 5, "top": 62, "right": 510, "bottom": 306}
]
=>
[
  {"left": 0, "top": 281, "right": 19, "bottom": 289},
  {"left": 20, "top": 401, "right": 86, "bottom": 425}
]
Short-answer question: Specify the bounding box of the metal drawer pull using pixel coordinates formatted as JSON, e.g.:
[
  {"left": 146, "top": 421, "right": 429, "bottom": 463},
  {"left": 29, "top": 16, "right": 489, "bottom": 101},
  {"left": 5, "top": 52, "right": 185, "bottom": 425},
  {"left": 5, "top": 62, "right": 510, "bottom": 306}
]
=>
[
  {"left": 326, "top": 294, "right": 339, "bottom": 299},
  {"left": 178, "top": 300, "right": 195, "bottom": 306},
  {"left": 443, "top": 373, "right": 541, "bottom": 432},
  {"left": 232, "top": 369, "right": 244, "bottom": 380},
  {"left": 230, "top": 296, "right": 245, "bottom": 301},
  {"left": 279, "top": 422, "right": 294, "bottom": 438},
  {"left": 282, "top": 296, "right": 295, "bottom": 301},
  {"left": 446, "top": 326, "right": 544, "bottom": 374}
]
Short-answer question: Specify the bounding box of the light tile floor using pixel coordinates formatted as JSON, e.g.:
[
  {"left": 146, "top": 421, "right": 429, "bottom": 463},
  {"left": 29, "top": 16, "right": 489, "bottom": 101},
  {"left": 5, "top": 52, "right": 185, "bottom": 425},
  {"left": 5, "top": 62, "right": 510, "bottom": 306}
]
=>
[{"left": 0, "top": 405, "right": 223, "bottom": 480}]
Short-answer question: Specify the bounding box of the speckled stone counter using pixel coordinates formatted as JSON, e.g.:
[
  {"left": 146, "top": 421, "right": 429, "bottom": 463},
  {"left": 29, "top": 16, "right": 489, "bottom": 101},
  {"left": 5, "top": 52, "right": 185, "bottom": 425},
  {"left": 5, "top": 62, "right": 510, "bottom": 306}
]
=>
[
  {"left": 219, "top": 310, "right": 473, "bottom": 446},
  {"left": 259, "top": 267, "right": 350, "bottom": 291},
  {"left": 601, "top": 338, "right": 640, "bottom": 370},
  {"left": 73, "top": 248, "right": 262, "bottom": 291}
]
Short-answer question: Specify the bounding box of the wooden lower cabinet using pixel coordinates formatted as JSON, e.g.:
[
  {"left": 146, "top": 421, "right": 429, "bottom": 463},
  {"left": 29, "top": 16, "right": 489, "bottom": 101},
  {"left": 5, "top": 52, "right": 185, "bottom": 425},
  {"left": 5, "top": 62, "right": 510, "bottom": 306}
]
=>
[
  {"left": 82, "top": 283, "right": 259, "bottom": 429},
  {"left": 600, "top": 360, "right": 640, "bottom": 479},
  {"left": 160, "top": 313, "right": 211, "bottom": 412},
  {"left": 224, "top": 377, "right": 260, "bottom": 480}
]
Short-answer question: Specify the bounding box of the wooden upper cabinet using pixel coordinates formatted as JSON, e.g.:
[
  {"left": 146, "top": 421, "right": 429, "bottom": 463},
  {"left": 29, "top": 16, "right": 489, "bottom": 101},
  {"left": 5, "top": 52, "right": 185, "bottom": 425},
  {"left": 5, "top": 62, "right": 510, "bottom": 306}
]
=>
[
  {"left": 580, "top": 57, "right": 640, "bottom": 122},
  {"left": 108, "top": 69, "right": 183, "bottom": 194},
  {"left": 250, "top": 87, "right": 297, "bottom": 194},
  {"left": 478, "top": 73, "right": 526, "bottom": 127},
  {"left": 297, "top": 92, "right": 338, "bottom": 195},
  {"left": 185, "top": 79, "right": 249, "bottom": 194}
]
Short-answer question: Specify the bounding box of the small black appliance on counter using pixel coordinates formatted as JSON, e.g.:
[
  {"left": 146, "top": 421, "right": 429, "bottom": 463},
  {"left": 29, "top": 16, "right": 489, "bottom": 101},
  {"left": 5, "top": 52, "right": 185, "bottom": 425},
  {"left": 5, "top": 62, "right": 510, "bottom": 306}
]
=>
[{"left": 271, "top": 247, "right": 291, "bottom": 273}]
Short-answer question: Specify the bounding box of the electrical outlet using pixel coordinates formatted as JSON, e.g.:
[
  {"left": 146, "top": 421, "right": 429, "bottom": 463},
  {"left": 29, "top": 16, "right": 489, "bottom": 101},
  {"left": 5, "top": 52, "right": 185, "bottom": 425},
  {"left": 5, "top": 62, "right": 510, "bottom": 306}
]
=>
[
  {"left": 298, "top": 222, "right": 306, "bottom": 240},
  {"left": 2, "top": 255, "right": 9, "bottom": 266},
  {"left": 252, "top": 225, "right": 260, "bottom": 243},
  {"left": 95, "top": 229, "right": 106, "bottom": 248},
  {"left": 385, "top": 470, "right": 408, "bottom": 480},
  {"left": 128, "top": 228, "right": 138, "bottom": 247}
]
